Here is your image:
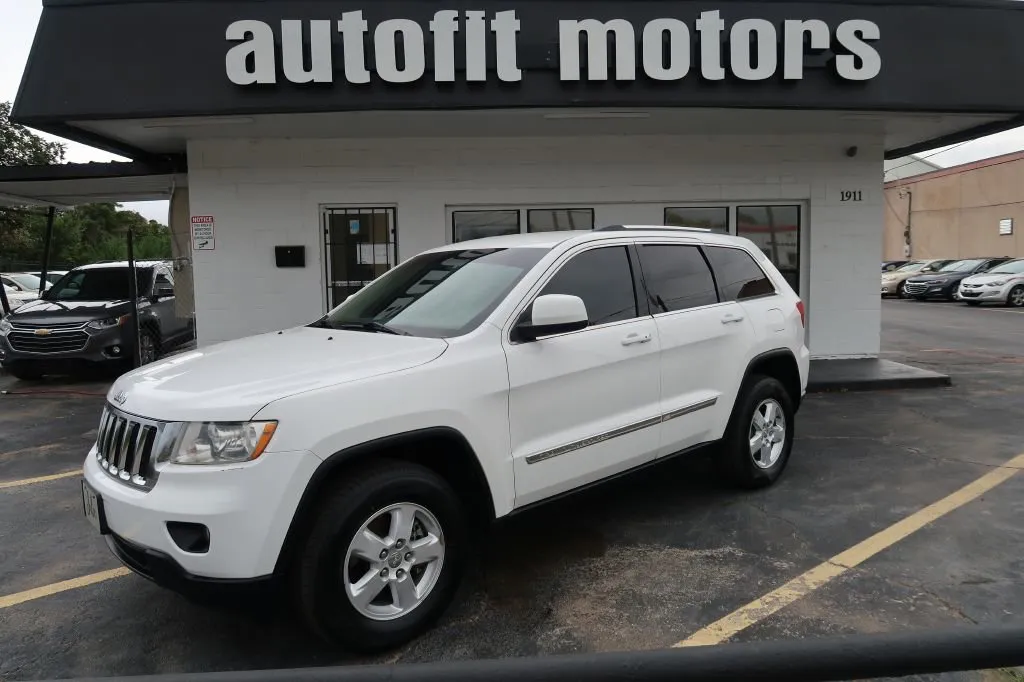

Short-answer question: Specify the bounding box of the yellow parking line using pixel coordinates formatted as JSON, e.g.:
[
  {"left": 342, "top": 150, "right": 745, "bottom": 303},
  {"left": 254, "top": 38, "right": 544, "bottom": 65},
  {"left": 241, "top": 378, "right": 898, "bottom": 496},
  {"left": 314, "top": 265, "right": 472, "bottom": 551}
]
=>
[
  {"left": 675, "top": 451, "right": 1024, "bottom": 648},
  {"left": 0, "top": 470, "right": 80, "bottom": 490},
  {"left": 0, "top": 568, "right": 131, "bottom": 610}
]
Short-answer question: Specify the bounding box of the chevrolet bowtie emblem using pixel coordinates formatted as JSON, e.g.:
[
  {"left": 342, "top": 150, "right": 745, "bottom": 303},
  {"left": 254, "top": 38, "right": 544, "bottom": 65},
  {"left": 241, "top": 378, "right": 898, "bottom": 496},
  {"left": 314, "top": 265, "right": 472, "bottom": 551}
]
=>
[
  {"left": 113, "top": 391, "right": 128, "bottom": 406},
  {"left": 34, "top": 328, "right": 52, "bottom": 336}
]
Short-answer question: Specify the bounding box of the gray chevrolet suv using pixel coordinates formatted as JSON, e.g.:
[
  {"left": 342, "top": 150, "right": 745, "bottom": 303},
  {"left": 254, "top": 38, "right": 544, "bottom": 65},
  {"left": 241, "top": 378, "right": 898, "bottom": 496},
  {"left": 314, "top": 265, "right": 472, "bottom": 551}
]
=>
[{"left": 0, "top": 260, "right": 194, "bottom": 380}]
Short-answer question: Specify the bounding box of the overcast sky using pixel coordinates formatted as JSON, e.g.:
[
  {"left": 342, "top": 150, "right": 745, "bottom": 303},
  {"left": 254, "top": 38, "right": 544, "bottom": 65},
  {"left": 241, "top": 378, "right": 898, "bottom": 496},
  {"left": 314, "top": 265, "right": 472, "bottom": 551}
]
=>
[{"left": 4, "top": 0, "right": 1024, "bottom": 223}]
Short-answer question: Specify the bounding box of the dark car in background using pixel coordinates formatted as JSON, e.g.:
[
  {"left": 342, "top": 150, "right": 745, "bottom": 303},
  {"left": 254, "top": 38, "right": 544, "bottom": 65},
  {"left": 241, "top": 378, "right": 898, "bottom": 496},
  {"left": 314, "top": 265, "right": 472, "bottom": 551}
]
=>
[
  {"left": 0, "top": 261, "right": 194, "bottom": 380},
  {"left": 903, "top": 257, "right": 1013, "bottom": 301}
]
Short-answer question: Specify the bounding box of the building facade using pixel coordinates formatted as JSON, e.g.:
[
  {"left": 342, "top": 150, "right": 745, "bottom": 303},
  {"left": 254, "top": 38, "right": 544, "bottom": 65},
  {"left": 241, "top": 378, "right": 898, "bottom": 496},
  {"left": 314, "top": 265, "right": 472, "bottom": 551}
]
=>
[
  {"left": 9, "top": 0, "right": 1024, "bottom": 360},
  {"left": 884, "top": 151, "right": 1024, "bottom": 261}
]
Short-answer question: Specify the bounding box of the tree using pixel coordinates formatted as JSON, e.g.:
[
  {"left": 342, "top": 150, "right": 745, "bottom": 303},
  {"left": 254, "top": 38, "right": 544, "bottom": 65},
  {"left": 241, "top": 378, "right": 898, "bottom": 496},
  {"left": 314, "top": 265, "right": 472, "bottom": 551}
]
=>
[
  {"left": 1, "top": 101, "right": 67, "bottom": 262},
  {"left": 1, "top": 101, "right": 171, "bottom": 268}
]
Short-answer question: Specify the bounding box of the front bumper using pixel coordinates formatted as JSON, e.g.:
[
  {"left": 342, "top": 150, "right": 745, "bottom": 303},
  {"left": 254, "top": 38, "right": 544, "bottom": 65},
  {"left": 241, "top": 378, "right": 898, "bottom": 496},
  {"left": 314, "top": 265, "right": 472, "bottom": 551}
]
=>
[
  {"left": 0, "top": 324, "right": 128, "bottom": 366},
  {"left": 83, "top": 444, "right": 322, "bottom": 580},
  {"left": 958, "top": 285, "right": 1011, "bottom": 302}
]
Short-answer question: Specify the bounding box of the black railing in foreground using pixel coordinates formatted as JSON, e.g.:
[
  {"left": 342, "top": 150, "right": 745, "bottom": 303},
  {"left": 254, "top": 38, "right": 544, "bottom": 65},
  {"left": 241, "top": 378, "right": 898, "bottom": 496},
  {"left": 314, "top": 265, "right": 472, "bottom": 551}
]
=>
[{"left": 61, "top": 623, "right": 1024, "bottom": 682}]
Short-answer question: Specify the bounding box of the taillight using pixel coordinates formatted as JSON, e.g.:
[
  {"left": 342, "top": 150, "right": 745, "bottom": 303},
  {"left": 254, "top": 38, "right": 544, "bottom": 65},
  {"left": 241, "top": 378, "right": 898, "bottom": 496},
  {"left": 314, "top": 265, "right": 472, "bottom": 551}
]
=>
[{"left": 796, "top": 300, "right": 806, "bottom": 327}]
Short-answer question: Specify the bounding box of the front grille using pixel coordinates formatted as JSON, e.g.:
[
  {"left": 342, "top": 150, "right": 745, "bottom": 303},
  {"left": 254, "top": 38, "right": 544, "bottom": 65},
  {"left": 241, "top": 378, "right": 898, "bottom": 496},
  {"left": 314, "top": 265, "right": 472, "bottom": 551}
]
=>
[
  {"left": 8, "top": 330, "right": 88, "bottom": 353},
  {"left": 10, "top": 320, "right": 87, "bottom": 331},
  {"left": 904, "top": 282, "right": 929, "bottom": 295},
  {"left": 94, "top": 405, "right": 164, "bottom": 490}
]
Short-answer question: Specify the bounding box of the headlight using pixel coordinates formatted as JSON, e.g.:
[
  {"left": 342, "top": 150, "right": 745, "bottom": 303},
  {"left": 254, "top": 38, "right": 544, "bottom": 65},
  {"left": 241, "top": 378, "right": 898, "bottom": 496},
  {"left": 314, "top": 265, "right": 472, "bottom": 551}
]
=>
[
  {"left": 87, "top": 314, "right": 130, "bottom": 330},
  {"left": 166, "top": 421, "right": 278, "bottom": 465},
  {"left": 0, "top": 317, "right": 11, "bottom": 334},
  {"left": 987, "top": 281, "right": 1006, "bottom": 287},
  {"left": 929, "top": 279, "right": 947, "bottom": 285}
]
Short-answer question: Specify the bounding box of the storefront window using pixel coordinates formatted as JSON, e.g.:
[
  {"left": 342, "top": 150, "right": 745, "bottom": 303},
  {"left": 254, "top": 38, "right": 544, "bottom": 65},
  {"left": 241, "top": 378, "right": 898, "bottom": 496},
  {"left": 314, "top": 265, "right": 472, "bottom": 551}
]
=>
[
  {"left": 736, "top": 205, "right": 801, "bottom": 291},
  {"left": 664, "top": 207, "right": 729, "bottom": 233},
  {"left": 527, "top": 209, "right": 595, "bottom": 232},
  {"left": 453, "top": 210, "right": 520, "bottom": 242}
]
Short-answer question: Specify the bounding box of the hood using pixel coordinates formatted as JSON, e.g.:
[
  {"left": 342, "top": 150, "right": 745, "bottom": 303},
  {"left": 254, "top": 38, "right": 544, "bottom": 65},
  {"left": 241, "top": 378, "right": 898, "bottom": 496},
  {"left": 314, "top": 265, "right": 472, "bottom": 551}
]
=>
[
  {"left": 107, "top": 326, "right": 449, "bottom": 422},
  {"left": 9, "top": 299, "right": 135, "bottom": 325},
  {"left": 962, "top": 272, "right": 1024, "bottom": 285}
]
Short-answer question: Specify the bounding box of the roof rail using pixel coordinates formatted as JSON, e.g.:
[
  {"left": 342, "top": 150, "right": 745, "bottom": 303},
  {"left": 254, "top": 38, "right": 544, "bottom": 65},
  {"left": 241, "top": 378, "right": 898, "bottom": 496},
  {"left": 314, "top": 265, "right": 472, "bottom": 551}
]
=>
[{"left": 598, "top": 225, "right": 712, "bottom": 233}]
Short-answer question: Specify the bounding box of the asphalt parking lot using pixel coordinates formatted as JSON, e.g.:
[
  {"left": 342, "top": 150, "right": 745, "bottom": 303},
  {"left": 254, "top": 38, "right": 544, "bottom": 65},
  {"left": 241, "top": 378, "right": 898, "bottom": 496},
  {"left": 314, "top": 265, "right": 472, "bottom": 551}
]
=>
[{"left": 1, "top": 299, "right": 1023, "bottom": 681}]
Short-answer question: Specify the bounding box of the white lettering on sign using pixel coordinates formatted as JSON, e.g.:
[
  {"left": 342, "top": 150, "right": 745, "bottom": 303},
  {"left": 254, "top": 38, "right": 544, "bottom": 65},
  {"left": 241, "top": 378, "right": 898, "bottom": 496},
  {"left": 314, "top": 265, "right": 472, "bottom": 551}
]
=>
[
  {"left": 191, "top": 216, "right": 216, "bottom": 251},
  {"left": 225, "top": 11, "right": 880, "bottom": 85}
]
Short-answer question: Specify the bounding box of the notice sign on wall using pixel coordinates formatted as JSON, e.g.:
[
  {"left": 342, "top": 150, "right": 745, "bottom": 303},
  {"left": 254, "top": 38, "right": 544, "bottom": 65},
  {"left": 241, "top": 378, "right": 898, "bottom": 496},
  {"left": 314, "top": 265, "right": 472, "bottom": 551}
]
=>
[{"left": 191, "top": 215, "right": 216, "bottom": 250}]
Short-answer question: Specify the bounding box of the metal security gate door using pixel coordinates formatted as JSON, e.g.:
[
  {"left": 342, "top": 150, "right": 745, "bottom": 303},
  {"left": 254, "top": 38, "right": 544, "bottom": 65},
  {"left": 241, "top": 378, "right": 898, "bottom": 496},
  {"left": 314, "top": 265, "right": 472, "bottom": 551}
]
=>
[{"left": 322, "top": 207, "right": 397, "bottom": 308}]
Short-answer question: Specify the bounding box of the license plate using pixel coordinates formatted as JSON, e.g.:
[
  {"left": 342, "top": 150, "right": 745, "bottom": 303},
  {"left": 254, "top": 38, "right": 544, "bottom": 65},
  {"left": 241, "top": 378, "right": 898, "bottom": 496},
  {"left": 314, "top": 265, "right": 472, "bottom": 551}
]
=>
[{"left": 82, "top": 480, "right": 109, "bottom": 534}]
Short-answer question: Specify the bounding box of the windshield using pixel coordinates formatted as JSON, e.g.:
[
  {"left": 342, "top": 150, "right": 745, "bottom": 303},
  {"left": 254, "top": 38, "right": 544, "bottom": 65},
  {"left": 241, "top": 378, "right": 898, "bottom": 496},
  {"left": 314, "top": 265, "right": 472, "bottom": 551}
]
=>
[
  {"left": 5, "top": 273, "right": 47, "bottom": 291},
  {"left": 46, "top": 268, "right": 153, "bottom": 302},
  {"left": 318, "top": 247, "right": 549, "bottom": 338},
  {"left": 987, "top": 260, "right": 1024, "bottom": 275},
  {"left": 893, "top": 261, "right": 926, "bottom": 272},
  {"left": 938, "top": 259, "right": 984, "bottom": 273}
]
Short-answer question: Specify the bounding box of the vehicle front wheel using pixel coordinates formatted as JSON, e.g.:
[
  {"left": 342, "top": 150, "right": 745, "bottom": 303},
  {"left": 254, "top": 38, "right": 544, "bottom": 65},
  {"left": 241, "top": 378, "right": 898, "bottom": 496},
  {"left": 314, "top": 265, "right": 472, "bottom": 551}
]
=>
[
  {"left": 138, "top": 328, "right": 159, "bottom": 365},
  {"left": 1007, "top": 285, "right": 1024, "bottom": 308},
  {"left": 718, "top": 374, "right": 795, "bottom": 489},
  {"left": 295, "top": 461, "right": 466, "bottom": 652},
  {"left": 898, "top": 281, "right": 909, "bottom": 299}
]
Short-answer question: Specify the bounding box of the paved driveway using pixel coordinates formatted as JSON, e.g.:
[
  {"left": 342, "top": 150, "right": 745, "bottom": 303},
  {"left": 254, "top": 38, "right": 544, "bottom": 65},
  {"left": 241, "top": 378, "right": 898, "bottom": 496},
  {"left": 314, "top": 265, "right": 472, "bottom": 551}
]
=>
[{"left": 1, "top": 299, "right": 1022, "bottom": 680}]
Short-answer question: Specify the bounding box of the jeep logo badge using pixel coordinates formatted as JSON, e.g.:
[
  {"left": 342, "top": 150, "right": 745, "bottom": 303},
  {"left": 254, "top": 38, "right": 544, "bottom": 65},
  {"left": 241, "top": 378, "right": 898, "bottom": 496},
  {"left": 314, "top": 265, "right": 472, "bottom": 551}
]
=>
[{"left": 113, "top": 391, "right": 128, "bottom": 406}]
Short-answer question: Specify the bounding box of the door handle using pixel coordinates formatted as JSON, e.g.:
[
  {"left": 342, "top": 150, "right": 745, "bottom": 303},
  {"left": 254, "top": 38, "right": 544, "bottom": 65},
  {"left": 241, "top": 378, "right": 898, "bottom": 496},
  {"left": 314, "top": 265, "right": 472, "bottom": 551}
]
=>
[
  {"left": 721, "top": 314, "right": 745, "bottom": 325},
  {"left": 622, "top": 332, "right": 652, "bottom": 346}
]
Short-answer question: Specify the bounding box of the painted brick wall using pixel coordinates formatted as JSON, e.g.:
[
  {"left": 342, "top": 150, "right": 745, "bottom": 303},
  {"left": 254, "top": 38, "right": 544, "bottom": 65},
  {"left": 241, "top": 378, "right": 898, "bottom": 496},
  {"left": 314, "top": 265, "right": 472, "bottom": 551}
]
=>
[{"left": 186, "top": 134, "right": 884, "bottom": 358}]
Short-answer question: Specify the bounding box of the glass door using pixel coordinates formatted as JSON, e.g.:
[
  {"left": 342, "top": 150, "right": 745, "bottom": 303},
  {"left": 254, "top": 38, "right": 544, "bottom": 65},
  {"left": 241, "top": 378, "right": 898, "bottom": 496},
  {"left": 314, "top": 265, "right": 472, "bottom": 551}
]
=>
[{"left": 322, "top": 207, "right": 397, "bottom": 309}]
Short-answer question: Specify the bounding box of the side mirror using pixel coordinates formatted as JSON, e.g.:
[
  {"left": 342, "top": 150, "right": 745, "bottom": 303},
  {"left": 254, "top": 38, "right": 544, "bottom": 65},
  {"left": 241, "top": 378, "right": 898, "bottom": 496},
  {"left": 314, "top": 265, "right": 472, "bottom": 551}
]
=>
[{"left": 514, "top": 294, "right": 589, "bottom": 342}]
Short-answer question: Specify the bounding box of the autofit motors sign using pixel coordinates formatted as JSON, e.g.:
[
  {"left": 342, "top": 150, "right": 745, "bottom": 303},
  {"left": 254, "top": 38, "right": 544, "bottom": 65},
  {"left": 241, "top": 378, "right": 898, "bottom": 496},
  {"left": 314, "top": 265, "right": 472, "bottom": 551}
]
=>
[{"left": 225, "top": 10, "right": 880, "bottom": 86}]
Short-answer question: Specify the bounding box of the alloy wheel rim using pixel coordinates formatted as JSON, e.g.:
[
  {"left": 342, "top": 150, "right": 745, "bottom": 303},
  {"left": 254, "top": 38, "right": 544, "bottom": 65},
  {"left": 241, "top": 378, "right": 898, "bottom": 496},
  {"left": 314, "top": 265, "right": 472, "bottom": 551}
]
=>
[
  {"left": 749, "top": 398, "right": 786, "bottom": 469},
  {"left": 140, "top": 335, "right": 156, "bottom": 364},
  {"left": 343, "top": 502, "right": 445, "bottom": 621},
  {"left": 1012, "top": 288, "right": 1024, "bottom": 307}
]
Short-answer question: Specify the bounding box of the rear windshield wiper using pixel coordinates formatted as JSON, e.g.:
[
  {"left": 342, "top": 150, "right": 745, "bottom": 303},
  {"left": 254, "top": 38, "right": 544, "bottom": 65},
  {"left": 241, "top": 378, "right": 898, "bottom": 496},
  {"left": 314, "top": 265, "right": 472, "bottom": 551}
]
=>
[{"left": 333, "top": 321, "right": 410, "bottom": 336}]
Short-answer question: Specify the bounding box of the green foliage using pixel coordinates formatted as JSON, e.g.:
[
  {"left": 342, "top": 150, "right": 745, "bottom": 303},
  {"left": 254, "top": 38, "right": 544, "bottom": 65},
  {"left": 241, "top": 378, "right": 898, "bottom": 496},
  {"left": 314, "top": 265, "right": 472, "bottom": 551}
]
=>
[{"left": 0, "top": 101, "right": 170, "bottom": 268}]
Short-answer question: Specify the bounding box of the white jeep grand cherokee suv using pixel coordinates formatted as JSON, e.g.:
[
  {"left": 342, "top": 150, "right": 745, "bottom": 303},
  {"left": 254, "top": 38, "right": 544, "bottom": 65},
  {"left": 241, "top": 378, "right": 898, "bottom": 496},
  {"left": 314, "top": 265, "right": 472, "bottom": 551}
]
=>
[{"left": 81, "top": 226, "right": 809, "bottom": 651}]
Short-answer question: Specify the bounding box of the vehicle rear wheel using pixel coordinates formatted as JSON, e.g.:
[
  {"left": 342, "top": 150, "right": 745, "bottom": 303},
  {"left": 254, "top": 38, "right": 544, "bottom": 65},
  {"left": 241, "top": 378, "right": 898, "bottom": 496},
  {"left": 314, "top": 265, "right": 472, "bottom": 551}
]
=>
[
  {"left": 1007, "top": 285, "right": 1024, "bottom": 308},
  {"left": 718, "top": 374, "right": 795, "bottom": 489},
  {"left": 294, "top": 460, "right": 466, "bottom": 652}
]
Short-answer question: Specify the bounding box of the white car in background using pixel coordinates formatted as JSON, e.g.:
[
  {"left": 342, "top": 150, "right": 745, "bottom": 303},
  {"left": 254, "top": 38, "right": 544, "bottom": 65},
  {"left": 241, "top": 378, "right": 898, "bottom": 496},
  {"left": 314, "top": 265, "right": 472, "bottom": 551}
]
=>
[
  {"left": 957, "top": 259, "right": 1024, "bottom": 307},
  {"left": 2, "top": 283, "right": 38, "bottom": 312}
]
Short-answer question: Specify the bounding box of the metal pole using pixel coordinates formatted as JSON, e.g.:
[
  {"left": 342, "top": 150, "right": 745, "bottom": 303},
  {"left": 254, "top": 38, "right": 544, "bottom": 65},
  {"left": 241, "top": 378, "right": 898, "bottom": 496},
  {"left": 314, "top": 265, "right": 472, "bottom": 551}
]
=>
[
  {"left": 39, "top": 206, "right": 56, "bottom": 297},
  {"left": 0, "top": 279, "right": 10, "bottom": 316},
  {"left": 126, "top": 230, "right": 142, "bottom": 368},
  {"left": 905, "top": 189, "right": 914, "bottom": 259}
]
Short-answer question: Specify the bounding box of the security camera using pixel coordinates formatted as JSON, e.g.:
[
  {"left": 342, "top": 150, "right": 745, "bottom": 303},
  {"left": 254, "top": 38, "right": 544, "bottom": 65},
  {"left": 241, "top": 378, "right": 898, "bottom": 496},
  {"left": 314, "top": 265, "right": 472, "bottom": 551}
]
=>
[{"left": 845, "top": 146, "right": 859, "bottom": 158}]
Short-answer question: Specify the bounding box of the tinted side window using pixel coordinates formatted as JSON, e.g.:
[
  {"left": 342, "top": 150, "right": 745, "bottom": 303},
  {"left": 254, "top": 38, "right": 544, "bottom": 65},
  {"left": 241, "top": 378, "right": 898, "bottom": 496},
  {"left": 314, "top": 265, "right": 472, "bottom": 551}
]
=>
[
  {"left": 539, "top": 246, "right": 638, "bottom": 326},
  {"left": 705, "top": 246, "right": 776, "bottom": 301},
  {"left": 637, "top": 244, "right": 718, "bottom": 312}
]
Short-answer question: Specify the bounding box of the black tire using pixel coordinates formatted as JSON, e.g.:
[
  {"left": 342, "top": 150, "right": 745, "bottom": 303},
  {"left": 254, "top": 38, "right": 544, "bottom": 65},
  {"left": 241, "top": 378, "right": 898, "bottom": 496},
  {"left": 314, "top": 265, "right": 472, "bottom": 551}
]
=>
[
  {"left": 897, "top": 281, "right": 908, "bottom": 299},
  {"left": 718, "top": 374, "right": 795, "bottom": 489},
  {"left": 294, "top": 460, "right": 466, "bottom": 653},
  {"left": 7, "top": 365, "right": 44, "bottom": 381},
  {"left": 1007, "top": 285, "right": 1024, "bottom": 308},
  {"left": 138, "top": 328, "right": 159, "bottom": 365}
]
